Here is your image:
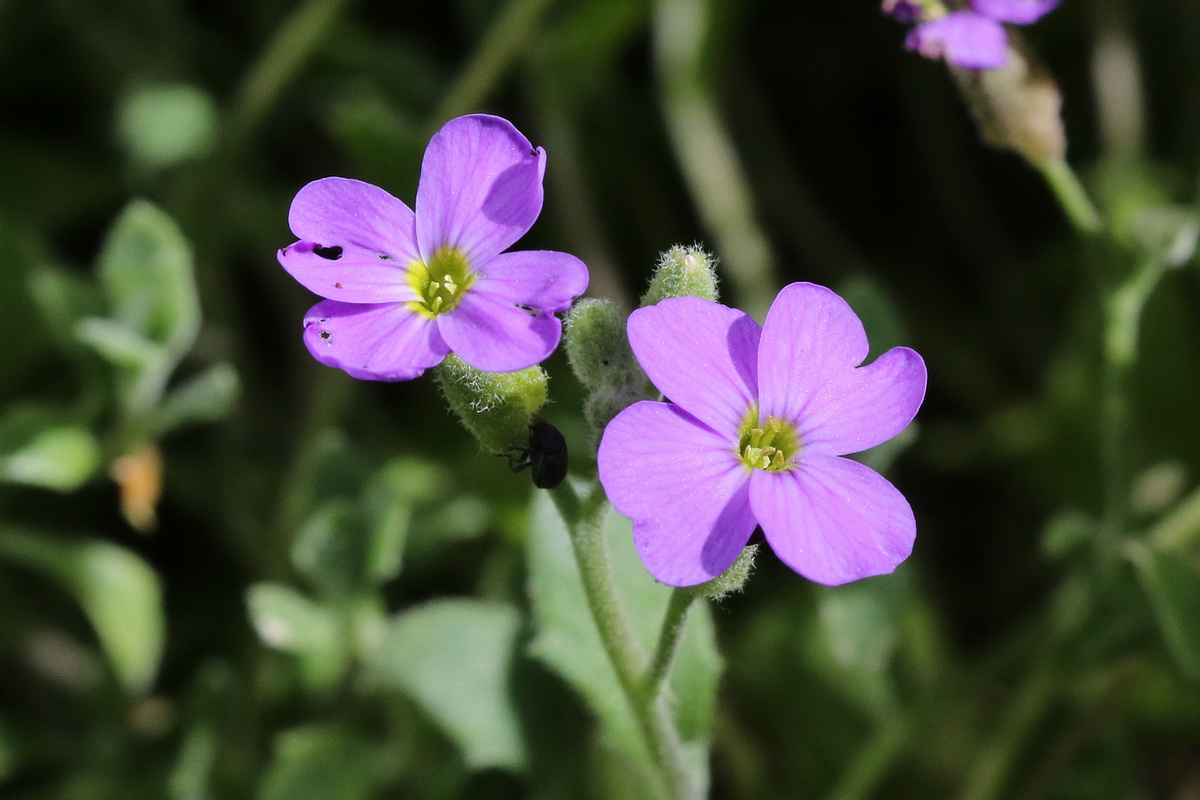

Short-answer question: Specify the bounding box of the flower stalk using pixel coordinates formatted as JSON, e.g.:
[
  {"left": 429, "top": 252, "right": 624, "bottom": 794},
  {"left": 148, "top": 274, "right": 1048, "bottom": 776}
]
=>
[
  {"left": 548, "top": 481, "right": 697, "bottom": 800},
  {"left": 642, "top": 588, "right": 698, "bottom": 699}
]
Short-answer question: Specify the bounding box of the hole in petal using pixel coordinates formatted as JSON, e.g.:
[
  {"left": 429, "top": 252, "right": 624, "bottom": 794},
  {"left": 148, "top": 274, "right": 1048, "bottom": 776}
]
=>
[{"left": 313, "top": 245, "right": 343, "bottom": 260}]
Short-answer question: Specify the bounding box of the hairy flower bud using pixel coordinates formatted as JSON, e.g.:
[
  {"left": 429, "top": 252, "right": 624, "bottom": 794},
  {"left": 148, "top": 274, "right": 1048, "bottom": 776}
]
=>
[
  {"left": 564, "top": 299, "right": 654, "bottom": 440},
  {"left": 640, "top": 244, "right": 720, "bottom": 306},
  {"left": 434, "top": 354, "right": 548, "bottom": 454}
]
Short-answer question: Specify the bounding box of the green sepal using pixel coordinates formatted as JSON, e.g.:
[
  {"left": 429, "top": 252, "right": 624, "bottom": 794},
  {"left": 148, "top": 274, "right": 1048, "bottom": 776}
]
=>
[
  {"left": 640, "top": 244, "right": 720, "bottom": 306},
  {"left": 433, "top": 354, "right": 547, "bottom": 454}
]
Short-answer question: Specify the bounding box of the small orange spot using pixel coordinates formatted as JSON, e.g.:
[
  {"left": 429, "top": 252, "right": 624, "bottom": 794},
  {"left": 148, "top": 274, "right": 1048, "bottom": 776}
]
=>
[{"left": 111, "top": 443, "right": 163, "bottom": 533}]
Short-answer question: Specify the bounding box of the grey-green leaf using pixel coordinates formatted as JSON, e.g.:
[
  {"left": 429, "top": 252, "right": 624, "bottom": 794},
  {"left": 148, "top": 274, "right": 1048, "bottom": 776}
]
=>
[
  {"left": 1131, "top": 545, "right": 1200, "bottom": 680},
  {"left": 367, "top": 599, "right": 525, "bottom": 772},
  {"left": 0, "top": 408, "right": 100, "bottom": 491},
  {"left": 153, "top": 362, "right": 240, "bottom": 435},
  {"left": 96, "top": 200, "right": 200, "bottom": 356},
  {"left": 256, "top": 725, "right": 382, "bottom": 800},
  {"left": 0, "top": 527, "right": 164, "bottom": 693}
]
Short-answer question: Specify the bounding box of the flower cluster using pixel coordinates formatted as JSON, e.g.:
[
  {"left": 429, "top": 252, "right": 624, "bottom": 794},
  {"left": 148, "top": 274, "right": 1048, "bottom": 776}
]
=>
[
  {"left": 597, "top": 283, "right": 927, "bottom": 587},
  {"left": 278, "top": 114, "right": 588, "bottom": 381},
  {"left": 886, "top": 0, "right": 1059, "bottom": 70},
  {"left": 278, "top": 116, "right": 928, "bottom": 589}
]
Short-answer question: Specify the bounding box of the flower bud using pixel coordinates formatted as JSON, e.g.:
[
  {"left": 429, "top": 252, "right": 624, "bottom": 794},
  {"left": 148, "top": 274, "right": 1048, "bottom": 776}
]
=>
[
  {"left": 564, "top": 299, "right": 654, "bottom": 440},
  {"left": 433, "top": 354, "right": 548, "bottom": 454},
  {"left": 640, "top": 244, "right": 720, "bottom": 306}
]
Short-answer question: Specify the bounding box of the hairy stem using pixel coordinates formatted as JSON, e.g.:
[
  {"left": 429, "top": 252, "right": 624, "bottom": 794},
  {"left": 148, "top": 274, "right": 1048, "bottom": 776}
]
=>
[{"left": 549, "top": 483, "right": 697, "bottom": 799}]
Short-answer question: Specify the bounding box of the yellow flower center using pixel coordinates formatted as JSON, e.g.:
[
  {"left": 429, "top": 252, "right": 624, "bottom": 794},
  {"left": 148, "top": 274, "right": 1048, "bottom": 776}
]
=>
[
  {"left": 406, "top": 246, "right": 476, "bottom": 318},
  {"left": 736, "top": 405, "right": 800, "bottom": 472}
]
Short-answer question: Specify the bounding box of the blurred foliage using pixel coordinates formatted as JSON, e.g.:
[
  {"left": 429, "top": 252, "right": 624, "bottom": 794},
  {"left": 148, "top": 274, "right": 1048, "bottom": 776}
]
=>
[{"left": 1, "top": 0, "right": 1200, "bottom": 798}]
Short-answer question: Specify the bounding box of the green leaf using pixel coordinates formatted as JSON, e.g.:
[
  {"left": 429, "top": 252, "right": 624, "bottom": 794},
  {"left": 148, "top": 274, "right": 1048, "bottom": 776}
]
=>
[
  {"left": 367, "top": 599, "right": 525, "bottom": 772},
  {"left": 246, "top": 583, "right": 340, "bottom": 655},
  {"left": 526, "top": 491, "right": 720, "bottom": 780},
  {"left": 153, "top": 362, "right": 240, "bottom": 435},
  {"left": 0, "top": 527, "right": 164, "bottom": 693},
  {"left": 76, "top": 316, "right": 165, "bottom": 371},
  {"left": 28, "top": 264, "right": 105, "bottom": 350},
  {"left": 96, "top": 200, "right": 200, "bottom": 357},
  {"left": 0, "top": 407, "right": 100, "bottom": 491},
  {"left": 256, "top": 725, "right": 382, "bottom": 800},
  {"left": 246, "top": 583, "right": 348, "bottom": 690},
  {"left": 1131, "top": 545, "right": 1200, "bottom": 680},
  {"left": 116, "top": 83, "right": 218, "bottom": 171},
  {"left": 1130, "top": 204, "right": 1200, "bottom": 268}
]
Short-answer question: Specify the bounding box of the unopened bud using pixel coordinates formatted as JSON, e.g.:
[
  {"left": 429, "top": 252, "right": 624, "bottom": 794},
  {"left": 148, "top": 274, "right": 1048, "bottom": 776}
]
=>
[
  {"left": 565, "top": 300, "right": 654, "bottom": 441},
  {"left": 640, "top": 244, "right": 720, "bottom": 307},
  {"left": 433, "top": 354, "right": 547, "bottom": 454}
]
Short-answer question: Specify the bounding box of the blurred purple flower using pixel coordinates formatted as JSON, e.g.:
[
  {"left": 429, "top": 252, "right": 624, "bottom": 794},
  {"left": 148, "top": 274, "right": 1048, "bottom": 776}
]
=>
[
  {"left": 893, "top": 0, "right": 1059, "bottom": 70},
  {"left": 278, "top": 114, "right": 588, "bottom": 381},
  {"left": 597, "top": 283, "right": 927, "bottom": 587}
]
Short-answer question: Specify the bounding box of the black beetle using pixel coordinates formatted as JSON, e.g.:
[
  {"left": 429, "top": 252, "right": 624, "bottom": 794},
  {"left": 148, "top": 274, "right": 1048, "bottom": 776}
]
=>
[{"left": 506, "top": 419, "right": 568, "bottom": 489}]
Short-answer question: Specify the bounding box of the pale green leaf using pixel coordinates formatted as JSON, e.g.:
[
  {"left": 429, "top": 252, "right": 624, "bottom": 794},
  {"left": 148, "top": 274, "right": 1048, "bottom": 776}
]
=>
[
  {"left": 256, "top": 725, "right": 382, "bottom": 800},
  {"left": 96, "top": 200, "right": 200, "bottom": 356},
  {"left": 368, "top": 599, "right": 525, "bottom": 771},
  {"left": 0, "top": 527, "right": 164, "bottom": 693},
  {"left": 1131, "top": 545, "right": 1200, "bottom": 680}
]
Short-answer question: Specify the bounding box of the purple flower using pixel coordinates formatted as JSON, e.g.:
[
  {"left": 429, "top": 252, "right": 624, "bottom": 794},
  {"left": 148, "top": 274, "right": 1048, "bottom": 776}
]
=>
[
  {"left": 597, "top": 283, "right": 927, "bottom": 587},
  {"left": 900, "top": 0, "right": 1059, "bottom": 70},
  {"left": 278, "top": 114, "right": 589, "bottom": 381}
]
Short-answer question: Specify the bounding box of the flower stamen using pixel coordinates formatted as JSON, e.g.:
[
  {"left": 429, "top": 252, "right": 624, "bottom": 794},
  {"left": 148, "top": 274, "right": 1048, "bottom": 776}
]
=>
[
  {"left": 737, "top": 407, "right": 799, "bottom": 472},
  {"left": 406, "top": 247, "right": 476, "bottom": 318}
]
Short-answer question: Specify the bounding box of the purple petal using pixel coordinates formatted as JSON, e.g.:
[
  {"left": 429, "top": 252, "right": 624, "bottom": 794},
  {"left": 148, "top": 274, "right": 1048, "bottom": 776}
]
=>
[
  {"left": 757, "top": 282, "right": 869, "bottom": 424},
  {"left": 278, "top": 241, "right": 417, "bottom": 303},
  {"left": 750, "top": 456, "right": 916, "bottom": 586},
  {"left": 971, "top": 0, "right": 1058, "bottom": 24},
  {"left": 627, "top": 298, "right": 761, "bottom": 437},
  {"left": 598, "top": 402, "right": 756, "bottom": 586},
  {"left": 797, "top": 346, "right": 927, "bottom": 456},
  {"left": 905, "top": 12, "right": 1009, "bottom": 70},
  {"left": 478, "top": 249, "right": 589, "bottom": 313},
  {"left": 416, "top": 115, "right": 545, "bottom": 264},
  {"left": 302, "top": 300, "right": 447, "bottom": 381},
  {"left": 287, "top": 177, "right": 421, "bottom": 264},
  {"left": 437, "top": 289, "right": 562, "bottom": 373}
]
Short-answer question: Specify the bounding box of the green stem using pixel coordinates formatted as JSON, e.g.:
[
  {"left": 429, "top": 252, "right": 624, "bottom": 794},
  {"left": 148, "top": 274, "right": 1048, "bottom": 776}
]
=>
[
  {"left": 642, "top": 588, "right": 697, "bottom": 699},
  {"left": 432, "top": 0, "right": 555, "bottom": 124},
  {"left": 653, "top": 0, "right": 775, "bottom": 318},
  {"left": 1038, "top": 160, "right": 1103, "bottom": 236},
  {"left": 960, "top": 651, "right": 1060, "bottom": 800},
  {"left": 227, "top": 0, "right": 354, "bottom": 146},
  {"left": 548, "top": 483, "right": 697, "bottom": 800},
  {"left": 1097, "top": 257, "right": 1164, "bottom": 564}
]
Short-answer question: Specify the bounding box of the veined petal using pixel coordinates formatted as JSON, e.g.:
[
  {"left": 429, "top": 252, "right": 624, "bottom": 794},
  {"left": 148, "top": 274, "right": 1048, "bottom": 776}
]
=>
[
  {"left": 438, "top": 289, "right": 561, "bottom": 373},
  {"left": 416, "top": 115, "right": 544, "bottom": 265},
  {"left": 798, "top": 346, "right": 927, "bottom": 456},
  {"left": 278, "top": 241, "right": 416, "bottom": 303},
  {"left": 478, "top": 249, "right": 589, "bottom": 313},
  {"left": 750, "top": 455, "right": 916, "bottom": 586},
  {"left": 757, "top": 282, "right": 870, "bottom": 428},
  {"left": 905, "top": 12, "right": 1008, "bottom": 69},
  {"left": 302, "top": 299, "right": 447, "bottom": 381},
  {"left": 598, "top": 402, "right": 756, "bottom": 586},
  {"left": 971, "top": 0, "right": 1058, "bottom": 24},
  {"left": 627, "top": 297, "right": 760, "bottom": 437},
  {"left": 287, "top": 177, "right": 421, "bottom": 264}
]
